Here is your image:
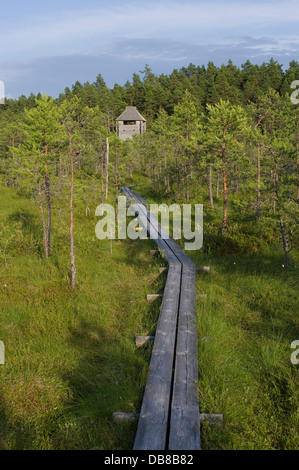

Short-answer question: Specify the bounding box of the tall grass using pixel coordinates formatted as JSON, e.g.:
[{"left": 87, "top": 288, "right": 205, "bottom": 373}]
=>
[
  {"left": 193, "top": 252, "right": 299, "bottom": 449},
  {"left": 0, "top": 180, "right": 165, "bottom": 450},
  {"left": 0, "top": 177, "right": 298, "bottom": 450}
]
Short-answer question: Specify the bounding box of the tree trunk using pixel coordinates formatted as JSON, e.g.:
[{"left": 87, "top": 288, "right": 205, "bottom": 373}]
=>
[
  {"left": 158, "top": 163, "right": 162, "bottom": 192},
  {"left": 279, "top": 216, "right": 290, "bottom": 270},
  {"left": 186, "top": 158, "right": 190, "bottom": 203},
  {"left": 221, "top": 130, "right": 228, "bottom": 236},
  {"left": 78, "top": 150, "right": 81, "bottom": 171},
  {"left": 234, "top": 164, "right": 239, "bottom": 192},
  {"left": 101, "top": 151, "right": 104, "bottom": 216},
  {"left": 222, "top": 166, "right": 228, "bottom": 236},
  {"left": 164, "top": 150, "right": 169, "bottom": 193},
  {"left": 257, "top": 143, "right": 261, "bottom": 219},
  {"left": 45, "top": 174, "right": 51, "bottom": 255},
  {"left": 68, "top": 131, "right": 76, "bottom": 289},
  {"left": 216, "top": 170, "right": 220, "bottom": 198},
  {"left": 186, "top": 119, "right": 189, "bottom": 203},
  {"left": 177, "top": 159, "right": 181, "bottom": 197},
  {"left": 44, "top": 134, "right": 51, "bottom": 256},
  {"left": 39, "top": 181, "right": 48, "bottom": 258},
  {"left": 58, "top": 154, "right": 63, "bottom": 192},
  {"left": 273, "top": 157, "right": 278, "bottom": 214},
  {"left": 208, "top": 166, "right": 214, "bottom": 209}
]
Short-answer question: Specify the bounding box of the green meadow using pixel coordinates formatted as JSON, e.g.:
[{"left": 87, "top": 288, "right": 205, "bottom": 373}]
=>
[{"left": 0, "top": 179, "right": 298, "bottom": 450}]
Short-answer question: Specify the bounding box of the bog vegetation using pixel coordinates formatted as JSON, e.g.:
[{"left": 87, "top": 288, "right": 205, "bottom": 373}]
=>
[{"left": 0, "top": 59, "right": 298, "bottom": 450}]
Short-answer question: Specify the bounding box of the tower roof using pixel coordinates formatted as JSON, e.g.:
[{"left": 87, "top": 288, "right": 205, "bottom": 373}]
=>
[{"left": 116, "top": 106, "right": 146, "bottom": 122}]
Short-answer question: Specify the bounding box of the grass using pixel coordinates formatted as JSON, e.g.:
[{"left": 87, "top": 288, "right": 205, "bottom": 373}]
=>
[
  {"left": 0, "top": 179, "right": 165, "bottom": 450},
  {"left": 0, "top": 176, "right": 298, "bottom": 450},
  {"left": 192, "top": 252, "right": 299, "bottom": 450},
  {"left": 136, "top": 177, "right": 299, "bottom": 449}
]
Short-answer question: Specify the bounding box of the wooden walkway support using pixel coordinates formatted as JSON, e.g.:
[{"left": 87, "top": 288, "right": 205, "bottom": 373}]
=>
[{"left": 121, "top": 186, "right": 200, "bottom": 451}]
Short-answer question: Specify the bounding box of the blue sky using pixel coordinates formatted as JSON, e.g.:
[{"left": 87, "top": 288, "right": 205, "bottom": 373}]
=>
[{"left": 1, "top": 0, "right": 299, "bottom": 98}]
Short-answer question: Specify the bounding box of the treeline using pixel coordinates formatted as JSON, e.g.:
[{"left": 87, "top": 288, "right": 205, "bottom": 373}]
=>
[
  {"left": 2, "top": 59, "right": 299, "bottom": 125},
  {"left": 134, "top": 87, "right": 298, "bottom": 264},
  {"left": 0, "top": 59, "right": 298, "bottom": 288}
]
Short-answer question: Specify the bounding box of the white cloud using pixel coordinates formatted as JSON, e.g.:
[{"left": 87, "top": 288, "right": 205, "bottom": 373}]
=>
[
  {"left": 1, "top": 1, "right": 299, "bottom": 98},
  {"left": 0, "top": 0, "right": 299, "bottom": 61}
]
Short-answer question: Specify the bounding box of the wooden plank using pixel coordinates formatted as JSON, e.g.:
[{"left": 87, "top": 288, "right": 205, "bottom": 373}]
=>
[
  {"left": 124, "top": 189, "right": 180, "bottom": 265},
  {"left": 121, "top": 186, "right": 201, "bottom": 451},
  {"left": 168, "top": 406, "right": 201, "bottom": 450},
  {"left": 133, "top": 263, "right": 182, "bottom": 450},
  {"left": 135, "top": 193, "right": 148, "bottom": 207},
  {"left": 130, "top": 189, "right": 188, "bottom": 266},
  {"left": 168, "top": 262, "right": 200, "bottom": 450}
]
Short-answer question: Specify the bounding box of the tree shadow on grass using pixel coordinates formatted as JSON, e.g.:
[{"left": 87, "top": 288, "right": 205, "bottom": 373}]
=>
[
  {"left": 193, "top": 249, "right": 299, "bottom": 354},
  {"left": 56, "top": 234, "right": 166, "bottom": 449},
  {"left": 55, "top": 317, "right": 151, "bottom": 450},
  {"left": 8, "top": 209, "right": 42, "bottom": 252},
  {"left": 0, "top": 395, "right": 29, "bottom": 449}
]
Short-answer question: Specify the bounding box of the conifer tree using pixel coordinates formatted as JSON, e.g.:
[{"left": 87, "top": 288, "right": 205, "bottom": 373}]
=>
[
  {"left": 205, "top": 99, "right": 248, "bottom": 235},
  {"left": 173, "top": 90, "right": 202, "bottom": 202},
  {"left": 12, "top": 94, "right": 60, "bottom": 257}
]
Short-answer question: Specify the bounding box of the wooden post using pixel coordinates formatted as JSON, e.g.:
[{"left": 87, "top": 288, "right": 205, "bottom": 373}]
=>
[
  {"left": 199, "top": 414, "right": 223, "bottom": 426},
  {"left": 196, "top": 266, "right": 210, "bottom": 273},
  {"left": 147, "top": 294, "right": 163, "bottom": 302},
  {"left": 136, "top": 336, "right": 155, "bottom": 348},
  {"left": 159, "top": 267, "right": 168, "bottom": 274},
  {"left": 105, "top": 137, "right": 109, "bottom": 201},
  {"left": 113, "top": 412, "right": 137, "bottom": 424}
]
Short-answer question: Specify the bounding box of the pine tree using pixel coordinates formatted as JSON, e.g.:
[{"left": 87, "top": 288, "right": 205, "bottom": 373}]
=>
[
  {"left": 12, "top": 94, "right": 60, "bottom": 257},
  {"left": 59, "top": 97, "right": 98, "bottom": 288},
  {"left": 205, "top": 99, "right": 248, "bottom": 235},
  {"left": 173, "top": 90, "right": 202, "bottom": 202}
]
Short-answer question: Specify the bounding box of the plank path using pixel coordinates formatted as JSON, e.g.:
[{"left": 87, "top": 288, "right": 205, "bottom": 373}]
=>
[{"left": 121, "top": 186, "right": 200, "bottom": 451}]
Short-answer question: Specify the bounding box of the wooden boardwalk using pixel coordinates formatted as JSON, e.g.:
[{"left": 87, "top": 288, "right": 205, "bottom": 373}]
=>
[{"left": 121, "top": 186, "right": 200, "bottom": 451}]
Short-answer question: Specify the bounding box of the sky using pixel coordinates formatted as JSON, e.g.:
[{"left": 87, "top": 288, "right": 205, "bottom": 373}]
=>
[{"left": 0, "top": 0, "right": 299, "bottom": 99}]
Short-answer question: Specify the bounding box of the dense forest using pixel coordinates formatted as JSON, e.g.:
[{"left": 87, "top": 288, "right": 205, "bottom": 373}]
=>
[
  {"left": 0, "top": 59, "right": 298, "bottom": 450},
  {"left": 1, "top": 59, "right": 298, "bottom": 273}
]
